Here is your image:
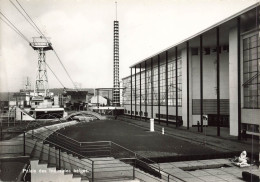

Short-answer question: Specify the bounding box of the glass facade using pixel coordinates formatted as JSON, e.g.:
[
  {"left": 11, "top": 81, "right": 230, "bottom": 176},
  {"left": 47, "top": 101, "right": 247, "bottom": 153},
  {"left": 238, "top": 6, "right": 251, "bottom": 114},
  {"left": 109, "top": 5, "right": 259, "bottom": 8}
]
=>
[
  {"left": 243, "top": 34, "right": 260, "bottom": 108},
  {"left": 122, "top": 56, "right": 182, "bottom": 107}
]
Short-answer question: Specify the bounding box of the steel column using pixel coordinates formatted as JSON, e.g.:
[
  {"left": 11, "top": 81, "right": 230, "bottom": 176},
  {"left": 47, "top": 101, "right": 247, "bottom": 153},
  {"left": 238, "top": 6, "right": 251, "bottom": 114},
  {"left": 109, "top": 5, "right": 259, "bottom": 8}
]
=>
[
  {"left": 97, "top": 89, "right": 99, "bottom": 108},
  {"left": 158, "top": 55, "right": 161, "bottom": 124},
  {"left": 140, "top": 64, "right": 142, "bottom": 120},
  {"left": 166, "top": 51, "right": 169, "bottom": 125},
  {"left": 59, "top": 148, "right": 61, "bottom": 170},
  {"left": 200, "top": 35, "right": 204, "bottom": 133},
  {"left": 175, "top": 46, "right": 178, "bottom": 127},
  {"left": 216, "top": 27, "right": 220, "bottom": 136},
  {"left": 131, "top": 68, "right": 132, "bottom": 119},
  {"left": 186, "top": 41, "right": 190, "bottom": 130},
  {"left": 151, "top": 58, "right": 154, "bottom": 119},
  {"left": 23, "top": 132, "right": 25, "bottom": 156},
  {"left": 92, "top": 161, "right": 94, "bottom": 181},
  {"left": 135, "top": 66, "right": 137, "bottom": 119},
  {"left": 237, "top": 17, "right": 241, "bottom": 140},
  {"left": 145, "top": 61, "right": 147, "bottom": 121}
]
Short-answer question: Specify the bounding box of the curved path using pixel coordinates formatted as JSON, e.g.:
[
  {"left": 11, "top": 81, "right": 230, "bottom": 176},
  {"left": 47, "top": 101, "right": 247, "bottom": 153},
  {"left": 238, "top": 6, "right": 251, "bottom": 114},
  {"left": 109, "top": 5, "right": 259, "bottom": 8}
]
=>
[{"left": 65, "top": 111, "right": 107, "bottom": 120}]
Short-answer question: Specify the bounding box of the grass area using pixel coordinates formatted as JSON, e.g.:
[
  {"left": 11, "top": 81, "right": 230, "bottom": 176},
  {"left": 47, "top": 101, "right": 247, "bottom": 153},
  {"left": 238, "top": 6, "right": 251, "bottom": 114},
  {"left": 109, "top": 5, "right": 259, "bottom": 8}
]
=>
[{"left": 57, "top": 119, "right": 222, "bottom": 158}]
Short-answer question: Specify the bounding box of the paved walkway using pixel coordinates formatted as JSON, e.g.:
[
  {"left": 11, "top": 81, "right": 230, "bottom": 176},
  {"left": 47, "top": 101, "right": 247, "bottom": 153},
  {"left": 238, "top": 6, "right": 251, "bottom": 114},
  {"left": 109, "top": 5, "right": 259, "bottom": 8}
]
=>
[
  {"left": 160, "top": 158, "right": 259, "bottom": 182},
  {"left": 118, "top": 116, "right": 259, "bottom": 156}
]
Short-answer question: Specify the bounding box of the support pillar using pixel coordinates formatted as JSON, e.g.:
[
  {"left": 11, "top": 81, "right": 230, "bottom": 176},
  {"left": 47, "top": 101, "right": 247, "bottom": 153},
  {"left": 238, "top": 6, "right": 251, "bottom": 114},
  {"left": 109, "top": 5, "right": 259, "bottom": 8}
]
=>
[
  {"left": 187, "top": 41, "right": 190, "bottom": 130},
  {"left": 158, "top": 55, "right": 161, "bottom": 124},
  {"left": 200, "top": 35, "right": 204, "bottom": 133},
  {"left": 151, "top": 58, "right": 154, "bottom": 119},
  {"left": 140, "top": 64, "right": 142, "bottom": 120},
  {"left": 131, "top": 68, "right": 132, "bottom": 119},
  {"left": 237, "top": 17, "right": 241, "bottom": 140},
  {"left": 175, "top": 46, "right": 178, "bottom": 127},
  {"left": 145, "top": 61, "right": 147, "bottom": 121},
  {"left": 166, "top": 51, "right": 169, "bottom": 125},
  {"left": 135, "top": 66, "right": 137, "bottom": 119},
  {"left": 216, "top": 27, "right": 220, "bottom": 136}
]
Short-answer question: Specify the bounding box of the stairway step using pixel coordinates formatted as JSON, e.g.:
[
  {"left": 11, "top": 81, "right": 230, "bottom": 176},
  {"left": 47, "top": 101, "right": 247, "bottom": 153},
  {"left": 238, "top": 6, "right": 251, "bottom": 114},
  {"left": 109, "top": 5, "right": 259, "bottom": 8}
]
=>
[
  {"left": 39, "top": 144, "right": 49, "bottom": 164},
  {"left": 55, "top": 148, "right": 64, "bottom": 170},
  {"left": 48, "top": 147, "right": 57, "bottom": 168},
  {"left": 31, "top": 142, "right": 43, "bottom": 160},
  {"left": 62, "top": 152, "right": 73, "bottom": 173},
  {"left": 25, "top": 139, "right": 36, "bottom": 155}
]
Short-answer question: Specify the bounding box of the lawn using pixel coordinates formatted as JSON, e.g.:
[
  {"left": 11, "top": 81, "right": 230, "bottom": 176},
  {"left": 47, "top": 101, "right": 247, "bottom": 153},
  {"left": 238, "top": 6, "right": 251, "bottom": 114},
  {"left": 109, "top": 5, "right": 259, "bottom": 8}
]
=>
[{"left": 57, "top": 119, "right": 222, "bottom": 158}]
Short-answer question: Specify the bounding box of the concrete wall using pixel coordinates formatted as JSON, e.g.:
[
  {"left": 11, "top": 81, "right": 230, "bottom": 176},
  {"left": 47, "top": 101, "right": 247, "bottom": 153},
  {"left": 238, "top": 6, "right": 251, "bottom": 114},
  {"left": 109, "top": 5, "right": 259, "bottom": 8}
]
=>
[
  {"left": 229, "top": 26, "right": 239, "bottom": 136},
  {"left": 191, "top": 52, "right": 229, "bottom": 100},
  {"left": 15, "top": 107, "right": 35, "bottom": 121}
]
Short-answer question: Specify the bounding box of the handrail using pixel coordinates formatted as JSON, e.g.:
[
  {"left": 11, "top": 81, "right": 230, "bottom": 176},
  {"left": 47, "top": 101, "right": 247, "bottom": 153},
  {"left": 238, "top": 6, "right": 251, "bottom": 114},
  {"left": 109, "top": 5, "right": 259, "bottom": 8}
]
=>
[
  {"left": 118, "top": 116, "right": 187, "bottom": 181},
  {"left": 80, "top": 140, "right": 110, "bottom": 144},
  {"left": 26, "top": 132, "right": 94, "bottom": 163},
  {"left": 24, "top": 114, "right": 184, "bottom": 181},
  {"left": 111, "top": 142, "right": 159, "bottom": 167},
  {"left": 27, "top": 120, "right": 80, "bottom": 145},
  {"left": 118, "top": 116, "right": 180, "bottom": 168},
  {"left": 25, "top": 139, "right": 91, "bottom": 180},
  {"left": 43, "top": 124, "right": 183, "bottom": 181}
]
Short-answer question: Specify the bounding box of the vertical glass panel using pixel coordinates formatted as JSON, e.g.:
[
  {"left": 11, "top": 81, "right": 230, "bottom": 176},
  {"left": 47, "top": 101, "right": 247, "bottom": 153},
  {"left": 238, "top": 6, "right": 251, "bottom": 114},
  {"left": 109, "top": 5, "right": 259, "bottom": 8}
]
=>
[
  {"left": 250, "top": 35, "right": 257, "bottom": 48},
  {"left": 243, "top": 50, "right": 249, "bottom": 61},
  {"left": 243, "top": 38, "right": 249, "bottom": 50}
]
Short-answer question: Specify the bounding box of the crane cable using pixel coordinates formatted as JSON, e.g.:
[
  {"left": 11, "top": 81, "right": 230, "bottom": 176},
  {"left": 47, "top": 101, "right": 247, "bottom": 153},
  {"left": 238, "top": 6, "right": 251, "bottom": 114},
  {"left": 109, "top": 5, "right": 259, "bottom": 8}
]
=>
[
  {"left": 45, "top": 62, "right": 66, "bottom": 88},
  {"left": 15, "top": 0, "right": 78, "bottom": 90},
  {"left": 0, "top": 11, "right": 30, "bottom": 43},
  {"left": 0, "top": 10, "right": 66, "bottom": 89},
  {"left": 9, "top": 0, "right": 42, "bottom": 36}
]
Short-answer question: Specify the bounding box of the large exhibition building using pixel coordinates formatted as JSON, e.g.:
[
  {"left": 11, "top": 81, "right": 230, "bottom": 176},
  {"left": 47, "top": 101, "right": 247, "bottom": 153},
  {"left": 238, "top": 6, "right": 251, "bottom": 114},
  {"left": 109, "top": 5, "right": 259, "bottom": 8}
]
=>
[{"left": 122, "top": 3, "right": 260, "bottom": 139}]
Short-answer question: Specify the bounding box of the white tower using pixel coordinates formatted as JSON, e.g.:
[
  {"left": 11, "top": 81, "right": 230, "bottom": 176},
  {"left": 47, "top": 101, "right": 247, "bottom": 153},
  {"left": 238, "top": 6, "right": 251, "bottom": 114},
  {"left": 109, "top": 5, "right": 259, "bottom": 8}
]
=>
[{"left": 113, "top": 2, "right": 120, "bottom": 106}]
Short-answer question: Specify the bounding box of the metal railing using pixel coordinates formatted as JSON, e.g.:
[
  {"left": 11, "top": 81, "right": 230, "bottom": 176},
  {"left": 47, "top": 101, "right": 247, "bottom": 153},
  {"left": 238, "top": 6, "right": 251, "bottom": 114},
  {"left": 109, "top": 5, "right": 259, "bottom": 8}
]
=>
[
  {"left": 26, "top": 133, "right": 93, "bottom": 181},
  {"left": 46, "top": 133, "right": 185, "bottom": 181},
  {"left": 0, "top": 117, "right": 185, "bottom": 182}
]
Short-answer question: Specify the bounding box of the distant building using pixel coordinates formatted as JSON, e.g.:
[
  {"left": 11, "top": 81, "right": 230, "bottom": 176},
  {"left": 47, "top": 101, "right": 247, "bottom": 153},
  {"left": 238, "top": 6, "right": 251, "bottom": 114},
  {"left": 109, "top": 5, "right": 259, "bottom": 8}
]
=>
[{"left": 90, "top": 95, "right": 108, "bottom": 106}]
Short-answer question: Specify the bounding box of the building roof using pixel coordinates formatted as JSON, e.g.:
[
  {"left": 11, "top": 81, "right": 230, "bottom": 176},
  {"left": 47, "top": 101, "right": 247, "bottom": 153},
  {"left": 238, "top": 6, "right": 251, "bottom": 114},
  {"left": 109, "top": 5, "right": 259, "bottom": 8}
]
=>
[
  {"left": 0, "top": 92, "right": 15, "bottom": 101},
  {"left": 129, "top": 2, "right": 259, "bottom": 68}
]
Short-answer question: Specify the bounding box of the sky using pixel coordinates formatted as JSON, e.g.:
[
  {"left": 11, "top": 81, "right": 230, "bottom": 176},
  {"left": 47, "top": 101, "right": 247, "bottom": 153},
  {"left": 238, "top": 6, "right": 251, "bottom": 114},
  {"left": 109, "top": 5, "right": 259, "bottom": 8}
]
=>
[{"left": 0, "top": 0, "right": 258, "bottom": 92}]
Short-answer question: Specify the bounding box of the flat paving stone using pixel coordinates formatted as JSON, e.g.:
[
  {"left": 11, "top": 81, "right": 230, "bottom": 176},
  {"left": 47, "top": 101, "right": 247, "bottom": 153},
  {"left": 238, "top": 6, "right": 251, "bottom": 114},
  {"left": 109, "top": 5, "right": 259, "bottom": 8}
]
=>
[
  {"left": 163, "top": 168, "right": 184, "bottom": 174},
  {"left": 171, "top": 162, "right": 190, "bottom": 168},
  {"left": 159, "top": 163, "right": 177, "bottom": 169},
  {"left": 220, "top": 167, "right": 243, "bottom": 174},
  {"left": 199, "top": 159, "right": 221, "bottom": 165},
  {"left": 188, "top": 170, "right": 210, "bottom": 177},
  {"left": 214, "top": 159, "right": 232, "bottom": 164},
  {"left": 227, "top": 179, "right": 246, "bottom": 182},
  {"left": 216, "top": 174, "right": 241, "bottom": 180},
  {"left": 173, "top": 172, "right": 194, "bottom": 178},
  {"left": 182, "top": 177, "right": 205, "bottom": 182},
  {"left": 198, "top": 175, "right": 226, "bottom": 182},
  {"left": 184, "top": 161, "right": 205, "bottom": 167},
  {"left": 202, "top": 169, "right": 228, "bottom": 175}
]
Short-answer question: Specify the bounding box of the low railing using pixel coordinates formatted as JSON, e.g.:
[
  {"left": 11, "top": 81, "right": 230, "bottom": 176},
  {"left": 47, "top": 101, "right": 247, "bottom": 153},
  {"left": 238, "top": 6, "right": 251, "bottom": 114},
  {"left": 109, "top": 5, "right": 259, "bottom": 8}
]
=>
[
  {"left": 1, "top": 118, "right": 185, "bottom": 181},
  {"left": 26, "top": 132, "right": 93, "bottom": 181},
  {"left": 46, "top": 133, "right": 185, "bottom": 181}
]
